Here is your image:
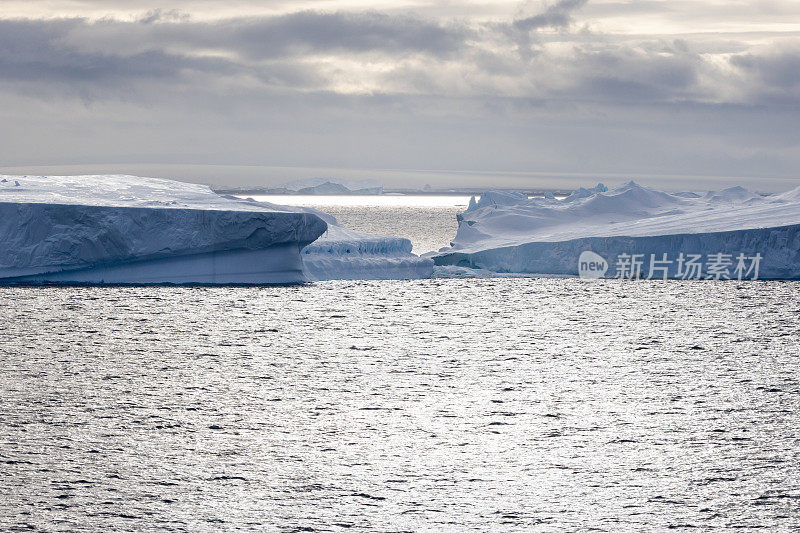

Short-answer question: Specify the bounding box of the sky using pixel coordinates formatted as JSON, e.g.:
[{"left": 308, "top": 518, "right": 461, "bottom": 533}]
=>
[{"left": 1, "top": 0, "right": 799, "bottom": 190}]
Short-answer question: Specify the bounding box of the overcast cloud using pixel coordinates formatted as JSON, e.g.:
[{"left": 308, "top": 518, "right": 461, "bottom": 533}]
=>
[{"left": 1, "top": 0, "right": 799, "bottom": 189}]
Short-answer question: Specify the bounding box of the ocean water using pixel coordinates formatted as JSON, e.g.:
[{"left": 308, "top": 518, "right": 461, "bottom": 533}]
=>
[
  {"left": 1, "top": 200, "right": 799, "bottom": 532},
  {"left": 248, "top": 194, "right": 470, "bottom": 254}
]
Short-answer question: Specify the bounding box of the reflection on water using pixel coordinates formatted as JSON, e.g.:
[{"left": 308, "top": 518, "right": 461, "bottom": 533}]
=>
[
  {"left": 245, "top": 195, "right": 470, "bottom": 254},
  {"left": 1, "top": 201, "right": 798, "bottom": 531},
  {"left": 246, "top": 194, "right": 473, "bottom": 208},
  {"left": 0, "top": 280, "right": 798, "bottom": 531}
]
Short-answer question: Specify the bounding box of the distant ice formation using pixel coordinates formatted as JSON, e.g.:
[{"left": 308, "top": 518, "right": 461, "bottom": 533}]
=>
[
  {"left": 285, "top": 178, "right": 383, "bottom": 195},
  {"left": 0, "top": 175, "right": 429, "bottom": 284},
  {"left": 433, "top": 181, "right": 800, "bottom": 279},
  {"left": 214, "top": 178, "right": 384, "bottom": 196}
]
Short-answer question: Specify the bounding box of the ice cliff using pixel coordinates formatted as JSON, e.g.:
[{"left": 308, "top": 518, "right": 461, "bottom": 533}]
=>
[
  {"left": 433, "top": 181, "right": 800, "bottom": 279},
  {"left": 0, "top": 175, "right": 328, "bottom": 284},
  {"left": 302, "top": 223, "right": 433, "bottom": 281}
]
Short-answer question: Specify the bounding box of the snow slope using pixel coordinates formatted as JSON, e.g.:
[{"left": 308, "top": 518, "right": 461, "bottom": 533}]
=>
[
  {"left": 433, "top": 182, "right": 800, "bottom": 279},
  {"left": 0, "top": 175, "right": 327, "bottom": 284}
]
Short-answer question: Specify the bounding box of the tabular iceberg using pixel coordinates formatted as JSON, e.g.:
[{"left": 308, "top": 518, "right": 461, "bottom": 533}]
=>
[
  {"left": 0, "top": 175, "right": 330, "bottom": 284},
  {"left": 432, "top": 182, "right": 800, "bottom": 280},
  {"left": 0, "top": 175, "right": 432, "bottom": 285}
]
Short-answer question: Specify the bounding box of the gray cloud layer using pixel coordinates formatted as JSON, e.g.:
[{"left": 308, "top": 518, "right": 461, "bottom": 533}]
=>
[
  {"left": 1, "top": 6, "right": 798, "bottom": 106},
  {"left": 1, "top": 1, "right": 799, "bottom": 187}
]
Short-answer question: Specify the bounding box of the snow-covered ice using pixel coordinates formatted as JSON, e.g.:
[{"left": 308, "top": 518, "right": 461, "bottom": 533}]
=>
[
  {"left": 233, "top": 194, "right": 432, "bottom": 281},
  {"left": 0, "top": 175, "right": 328, "bottom": 284},
  {"left": 0, "top": 175, "right": 431, "bottom": 284},
  {"left": 294, "top": 207, "right": 433, "bottom": 281},
  {"left": 433, "top": 181, "right": 800, "bottom": 279}
]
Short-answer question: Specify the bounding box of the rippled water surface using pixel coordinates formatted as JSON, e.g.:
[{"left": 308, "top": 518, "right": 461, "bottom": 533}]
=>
[
  {"left": 247, "top": 194, "right": 468, "bottom": 254},
  {"left": 1, "top": 279, "right": 798, "bottom": 531}
]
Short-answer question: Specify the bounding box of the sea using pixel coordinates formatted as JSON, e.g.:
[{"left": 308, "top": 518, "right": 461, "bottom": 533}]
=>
[{"left": 1, "top": 196, "right": 798, "bottom": 532}]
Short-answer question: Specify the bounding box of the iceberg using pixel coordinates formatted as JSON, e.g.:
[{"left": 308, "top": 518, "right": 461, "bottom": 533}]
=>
[
  {"left": 287, "top": 178, "right": 383, "bottom": 195},
  {"left": 294, "top": 206, "right": 434, "bottom": 281},
  {"left": 228, "top": 177, "right": 384, "bottom": 195},
  {"left": 0, "top": 174, "right": 431, "bottom": 285},
  {"left": 432, "top": 181, "right": 800, "bottom": 280},
  {"left": 0, "top": 175, "right": 328, "bottom": 284}
]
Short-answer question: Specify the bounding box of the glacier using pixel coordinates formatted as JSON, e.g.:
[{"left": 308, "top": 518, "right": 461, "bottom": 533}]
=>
[
  {"left": 0, "top": 175, "right": 431, "bottom": 284},
  {"left": 432, "top": 182, "right": 800, "bottom": 280}
]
